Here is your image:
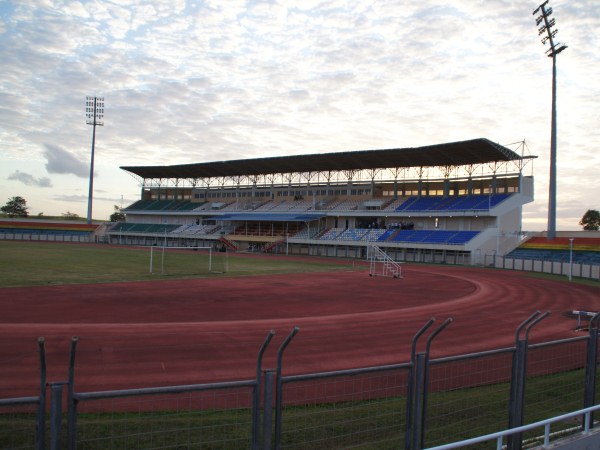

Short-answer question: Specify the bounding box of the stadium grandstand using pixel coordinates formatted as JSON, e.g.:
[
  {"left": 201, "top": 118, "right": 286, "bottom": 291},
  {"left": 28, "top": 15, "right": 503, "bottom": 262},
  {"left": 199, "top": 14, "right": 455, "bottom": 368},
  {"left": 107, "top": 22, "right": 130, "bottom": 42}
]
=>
[
  {"left": 0, "top": 219, "right": 100, "bottom": 241},
  {"left": 108, "top": 138, "right": 540, "bottom": 266},
  {"left": 506, "top": 236, "right": 600, "bottom": 265}
]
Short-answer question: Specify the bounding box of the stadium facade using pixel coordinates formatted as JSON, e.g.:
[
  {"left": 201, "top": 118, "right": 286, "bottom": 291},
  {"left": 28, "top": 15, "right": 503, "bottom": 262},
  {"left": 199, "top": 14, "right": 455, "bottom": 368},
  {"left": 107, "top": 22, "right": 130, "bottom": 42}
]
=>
[{"left": 111, "top": 138, "right": 535, "bottom": 265}]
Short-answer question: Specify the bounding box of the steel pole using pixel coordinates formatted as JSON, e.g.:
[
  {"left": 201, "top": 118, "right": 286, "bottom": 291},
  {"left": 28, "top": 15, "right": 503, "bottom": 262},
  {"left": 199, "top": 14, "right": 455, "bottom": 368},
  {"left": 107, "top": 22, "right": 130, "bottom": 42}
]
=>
[
  {"left": 86, "top": 98, "right": 97, "bottom": 224},
  {"left": 547, "top": 53, "right": 558, "bottom": 240},
  {"left": 569, "top": 238, "right": 573, "bottom": 281}
]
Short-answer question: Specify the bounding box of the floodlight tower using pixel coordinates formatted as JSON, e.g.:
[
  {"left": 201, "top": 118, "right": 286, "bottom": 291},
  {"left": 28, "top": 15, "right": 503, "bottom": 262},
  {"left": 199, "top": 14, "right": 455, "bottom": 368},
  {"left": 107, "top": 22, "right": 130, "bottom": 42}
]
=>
[
  {"left": 533, "top": 1, "right": 567, "bottom": 240},
  {"left": 85, "top": 96, "right": 104, "bottom": 224}
]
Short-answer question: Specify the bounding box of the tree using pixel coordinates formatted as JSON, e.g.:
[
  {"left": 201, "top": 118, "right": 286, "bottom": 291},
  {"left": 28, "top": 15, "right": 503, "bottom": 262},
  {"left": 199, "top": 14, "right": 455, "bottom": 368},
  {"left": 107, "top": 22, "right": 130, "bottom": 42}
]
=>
[
  {"left": 1, "top": 196, "right": 29, "bottom": 218},
  {"left": 109, "top": 205, "right": 126, "bottom": 222},
  {"left": 62, "top": 211, "right": 79, "bottom": 220},
  {"left": 579, "top": 209, "right": 600, "bottom": 231}
]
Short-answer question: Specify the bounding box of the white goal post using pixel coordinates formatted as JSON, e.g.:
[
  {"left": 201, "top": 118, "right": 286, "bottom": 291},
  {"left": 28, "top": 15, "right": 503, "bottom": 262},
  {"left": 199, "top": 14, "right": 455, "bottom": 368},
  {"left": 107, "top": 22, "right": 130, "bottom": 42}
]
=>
[{"left": 149, "top": 246, "right": 226, "bottom": 275}]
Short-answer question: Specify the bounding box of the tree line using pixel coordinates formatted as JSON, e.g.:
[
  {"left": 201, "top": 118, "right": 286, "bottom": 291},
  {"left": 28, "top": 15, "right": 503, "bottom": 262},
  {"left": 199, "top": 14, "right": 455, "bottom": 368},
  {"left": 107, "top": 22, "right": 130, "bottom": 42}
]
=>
[{"left": 0, "top": 196, "right": 125, "bottom": 222}]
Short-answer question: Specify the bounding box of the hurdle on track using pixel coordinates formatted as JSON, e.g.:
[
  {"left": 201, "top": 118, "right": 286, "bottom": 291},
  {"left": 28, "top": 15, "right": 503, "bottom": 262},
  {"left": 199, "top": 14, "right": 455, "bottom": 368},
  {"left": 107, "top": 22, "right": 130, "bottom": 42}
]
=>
[{"left": 570, "top": 310, "right": 600, "bottom": 330}]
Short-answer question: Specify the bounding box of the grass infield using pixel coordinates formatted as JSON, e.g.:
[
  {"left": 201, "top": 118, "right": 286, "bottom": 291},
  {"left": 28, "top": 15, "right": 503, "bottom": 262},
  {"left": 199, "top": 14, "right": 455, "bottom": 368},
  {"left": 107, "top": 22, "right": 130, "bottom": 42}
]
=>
[{"left": 0, "top": 241, "right": 360, "bottom": 288}]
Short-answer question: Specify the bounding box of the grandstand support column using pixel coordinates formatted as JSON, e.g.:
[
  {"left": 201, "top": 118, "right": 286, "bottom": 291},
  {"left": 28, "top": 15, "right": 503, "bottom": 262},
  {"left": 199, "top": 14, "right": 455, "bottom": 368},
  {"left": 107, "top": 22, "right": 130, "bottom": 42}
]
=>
[
  {"left": 85, "top": 96, "right": 104, "bottom": 224},
  {"left": 533, "top": 2, "right": 568, "bottom": 240}
]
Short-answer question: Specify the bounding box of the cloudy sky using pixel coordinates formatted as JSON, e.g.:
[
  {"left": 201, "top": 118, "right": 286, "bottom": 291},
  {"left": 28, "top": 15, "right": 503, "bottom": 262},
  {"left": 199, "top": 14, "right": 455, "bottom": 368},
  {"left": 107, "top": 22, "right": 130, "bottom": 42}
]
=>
[{"left": 0, "top": 0, "right": 598, "bottom": 230}]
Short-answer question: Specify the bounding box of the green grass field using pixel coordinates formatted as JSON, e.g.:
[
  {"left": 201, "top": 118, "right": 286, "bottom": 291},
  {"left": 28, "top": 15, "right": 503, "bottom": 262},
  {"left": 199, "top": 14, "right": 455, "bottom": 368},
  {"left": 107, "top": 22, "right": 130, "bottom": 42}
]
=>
[{"left": 0, "top": 241, "right": 360, "bottom": 288}]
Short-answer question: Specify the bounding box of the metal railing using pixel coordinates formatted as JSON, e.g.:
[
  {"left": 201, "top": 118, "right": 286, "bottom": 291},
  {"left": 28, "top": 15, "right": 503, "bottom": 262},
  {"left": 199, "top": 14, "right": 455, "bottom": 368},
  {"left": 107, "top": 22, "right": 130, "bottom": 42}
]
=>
[
  {"left": 1, "top": 313, "right": 599, "bottom": 449},
  {"left": 424, "top": 404, "right": 600, "bottom": 450}
]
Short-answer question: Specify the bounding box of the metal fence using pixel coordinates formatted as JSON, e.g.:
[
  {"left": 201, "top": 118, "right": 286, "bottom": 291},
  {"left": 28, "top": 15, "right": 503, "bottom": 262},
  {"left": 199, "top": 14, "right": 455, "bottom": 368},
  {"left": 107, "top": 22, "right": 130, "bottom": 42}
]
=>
[
  {"left": 1, "top": 313, "right": 599, "bottom": 450},
  {"left": 487, "top": 255, "right": 600, "bottom": 281},
  {"left": 0, "top": 232, "right": 94, "bottom": 243}
]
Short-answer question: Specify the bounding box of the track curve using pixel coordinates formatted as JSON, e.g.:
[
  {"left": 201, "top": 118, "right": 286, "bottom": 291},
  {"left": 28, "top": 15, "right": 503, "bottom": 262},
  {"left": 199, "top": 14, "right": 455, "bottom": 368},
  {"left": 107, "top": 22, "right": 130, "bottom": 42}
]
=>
[{"left": 0, "top": 264, "right": 597, "bottom": 397}]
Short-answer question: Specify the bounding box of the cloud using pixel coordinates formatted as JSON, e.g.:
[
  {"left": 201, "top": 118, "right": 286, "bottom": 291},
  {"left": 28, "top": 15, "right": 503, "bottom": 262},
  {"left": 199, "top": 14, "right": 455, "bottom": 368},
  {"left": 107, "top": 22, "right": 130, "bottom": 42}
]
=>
[
  {"left": 52, "top": 194, "right": 88, "bottom": 203},
  {"left": 53, "top": 193, "right": 124, "bottom": 204},
  {"left": 0, "top": 0, "right": 598, "bottom": 228},
  {"left": 43, "top": 144, "right": 91, "bottom": 178},
  {"left": 8, "top": 170, "right": 52, "bottom": 187}
]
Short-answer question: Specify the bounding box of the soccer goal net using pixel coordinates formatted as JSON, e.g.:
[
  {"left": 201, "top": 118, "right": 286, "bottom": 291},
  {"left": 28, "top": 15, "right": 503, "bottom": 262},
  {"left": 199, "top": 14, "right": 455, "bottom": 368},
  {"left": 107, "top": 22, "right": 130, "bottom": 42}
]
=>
[{"left": 149, "top": 246, "right": 228, "bottom": 276}]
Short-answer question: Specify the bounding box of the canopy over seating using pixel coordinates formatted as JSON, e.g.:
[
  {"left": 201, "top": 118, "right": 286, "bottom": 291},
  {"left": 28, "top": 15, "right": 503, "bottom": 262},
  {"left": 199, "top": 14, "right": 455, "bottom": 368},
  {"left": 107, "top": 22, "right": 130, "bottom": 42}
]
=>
[{"left": 121, "top": 138, "right": 530, "bottom": 180}]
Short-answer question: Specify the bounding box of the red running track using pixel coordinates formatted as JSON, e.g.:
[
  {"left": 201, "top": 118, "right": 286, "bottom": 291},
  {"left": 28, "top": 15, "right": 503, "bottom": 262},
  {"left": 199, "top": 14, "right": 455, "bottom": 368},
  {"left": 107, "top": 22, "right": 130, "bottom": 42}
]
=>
[{"left": 0, "top": 262, "right": 598, "bottom": 398}]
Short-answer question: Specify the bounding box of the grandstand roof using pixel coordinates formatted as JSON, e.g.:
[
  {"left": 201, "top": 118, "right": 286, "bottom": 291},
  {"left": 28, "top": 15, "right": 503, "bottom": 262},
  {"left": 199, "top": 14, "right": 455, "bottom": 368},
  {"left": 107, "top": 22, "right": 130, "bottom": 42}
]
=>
[{"left": 121, "top": 138, "right": 529, "bottom": 180}]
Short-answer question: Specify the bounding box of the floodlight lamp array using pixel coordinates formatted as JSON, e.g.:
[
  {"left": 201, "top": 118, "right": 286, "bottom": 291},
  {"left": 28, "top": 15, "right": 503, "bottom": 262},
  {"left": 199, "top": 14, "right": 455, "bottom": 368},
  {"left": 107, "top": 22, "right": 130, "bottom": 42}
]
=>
[
  {"left": 85, "top": 96, "right": 104, "bottom": 126},
  {"left": 538, "top": 18, "right": 555, "bottom": 35},
  {"left": 533, "top": 1, "right": 566, "bottom": 58},
  {"left": 532, "top": 1, "right": 548, "bottom": 16}
]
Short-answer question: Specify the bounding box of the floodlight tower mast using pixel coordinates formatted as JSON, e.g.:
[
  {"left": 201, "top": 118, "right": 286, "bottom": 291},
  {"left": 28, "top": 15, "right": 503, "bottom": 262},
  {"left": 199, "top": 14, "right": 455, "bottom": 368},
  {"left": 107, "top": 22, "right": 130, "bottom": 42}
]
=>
[
  {"left": 85, "top": 96, "right": 104, "bottom": 224},
  {"left": 533, "top": 1, "right": 567, "bottom": 240}
]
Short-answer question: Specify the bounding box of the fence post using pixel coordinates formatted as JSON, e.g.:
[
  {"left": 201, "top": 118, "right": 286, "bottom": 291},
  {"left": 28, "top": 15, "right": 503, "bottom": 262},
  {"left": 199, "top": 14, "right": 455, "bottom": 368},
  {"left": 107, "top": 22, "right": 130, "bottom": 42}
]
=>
[
  {"left": 252, "top": 331, "right": 275, "bottom": 450},
  {"left": 49, "top": 382, "right": 66, "bottom": 450},
  {"left": 405, "top": 318, "right": 452, "bottom": 450},
  {"left": 412, "top": 353, "right": 427, "bottom": 450},
  {"left": 66, "top": 337, "right": 78, "bottom": 450},
  {"left": 405, "top": 319, "right": 435, "bottom": 450},
  {"left": 263, "top": 369, "right": 275, "bottom": 450},
  {"left": 274, "top": 327, "right": 299, "bottom": 450},
  {"left": 420, "top": 318, "right": 452, "bottom": 450},
  {"left": 36, "top": 338, "right": 47, "bottom": 450},
  {"left": 583, "top": 313, "right": 600, "bottom": 429},
  {"left": 507, "top": 311, "right": 549, "bottom": 450},
  {"left": 508, "top": 337, "right": 527, "bottom": 450}
]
